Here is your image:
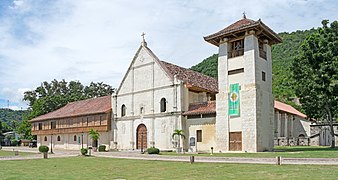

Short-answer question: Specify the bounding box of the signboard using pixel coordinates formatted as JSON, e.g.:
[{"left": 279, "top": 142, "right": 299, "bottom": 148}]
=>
[
  {"left": 229, "top": 83, "right": 240, "bottom": 116},
  {"left": 189, "top": 137, "right": 196, "bottom": 146}
]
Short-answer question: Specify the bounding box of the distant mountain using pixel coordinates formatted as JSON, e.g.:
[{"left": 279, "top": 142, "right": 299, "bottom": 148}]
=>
[
  {"left": 0, "top": 108, "right": 29, "bottom": 132},
  {"left": 190, "top": 28, "right": 317, "bottom": 107}
]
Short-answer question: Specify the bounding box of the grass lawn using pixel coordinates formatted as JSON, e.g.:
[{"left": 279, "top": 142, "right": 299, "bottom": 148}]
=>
[
  {"left": 0, "top": 156, "right": 338, "bottom": 179},
  {"left": 161, "top": 146, "right": 338, "bottom": 158},
  {"left": 0, "top": 150, "right": 34, "bottom": 157}
]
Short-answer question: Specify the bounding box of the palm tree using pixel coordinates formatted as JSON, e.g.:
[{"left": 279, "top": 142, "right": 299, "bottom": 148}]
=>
[
  {"left": 88, "top": 129, "right": 100, "bottom": 149},
  {"left": 172, "top": 129, "right": 185, "bottom": 153}
]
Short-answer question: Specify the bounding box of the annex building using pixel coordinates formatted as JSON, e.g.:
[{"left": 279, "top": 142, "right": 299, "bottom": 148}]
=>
[{"left": 30, "top": 16, "right": 311, "bottom": 152}]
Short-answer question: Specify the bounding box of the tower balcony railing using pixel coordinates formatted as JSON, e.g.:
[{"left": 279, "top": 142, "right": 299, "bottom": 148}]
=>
[
  {"left": 228, "top": 48, "right": 244, "bottom": 58},
  {"left": 259, "top": 50, "right": 267, "bottom": 60}
]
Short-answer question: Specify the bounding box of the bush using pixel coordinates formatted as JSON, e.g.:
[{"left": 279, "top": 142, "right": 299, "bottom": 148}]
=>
[
  {"left": 80, "top": 148, "right": 88, "bottom": 155},
  {"left": 98, "top": 145, "right": 106, "bottom": 152},
  {"left": 39, "top": 145, "right": 49, "bottom": 153},
  {"left": 147, "top": 147, "right": 160, "bottom": 154},
  {"left": 11, "top": 140, "right": 18, "bottom": 146}
]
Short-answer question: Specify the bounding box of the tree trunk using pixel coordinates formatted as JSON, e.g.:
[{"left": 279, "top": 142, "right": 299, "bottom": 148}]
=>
[{"left": 326, "top": 107, "right": 335, "bottom": 148}]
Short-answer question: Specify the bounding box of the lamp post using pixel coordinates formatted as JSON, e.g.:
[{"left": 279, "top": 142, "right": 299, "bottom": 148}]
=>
[
  {"left": 81, "top": 133, "right": 84, "bottom": 149},
  {"left": 50, "top": 134, "right": 54, "bottom": 154}
]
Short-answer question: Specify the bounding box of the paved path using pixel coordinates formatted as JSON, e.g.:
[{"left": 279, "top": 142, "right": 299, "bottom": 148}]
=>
[
  {"left": 0, "top": 147, "right": 79, "bottom": 161},
  {"left": 2, "top": 147, "right": 338, "bottom": 165},
  {"left": 93, "top": 151, "right": 338, "bottom": 165}
]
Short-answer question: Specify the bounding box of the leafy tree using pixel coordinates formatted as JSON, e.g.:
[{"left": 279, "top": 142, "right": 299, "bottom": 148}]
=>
[
  {"left": 89, "top": 129, "right": 100, "bottom": 148},
  {"left": 172, "top": 129, "right": 185, "bottom": 153},
  {"left": 23, "top": 79, "right": 115, "bottom": 119},
  {"left": 16, "top": 119, "right": 33, "bottom": 140},
  {"left": 292, "top": 20, "right": 338, "bottom": 148}
]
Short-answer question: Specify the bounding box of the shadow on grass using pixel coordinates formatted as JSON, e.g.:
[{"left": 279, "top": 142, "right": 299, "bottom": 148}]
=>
[{"left": 274, "top": 146, "right": 338, "bottom": 152}]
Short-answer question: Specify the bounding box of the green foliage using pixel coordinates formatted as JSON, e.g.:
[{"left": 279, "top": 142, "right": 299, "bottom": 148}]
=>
[
  {"left": 292, "top": 20, "right": 338, "bottom": 147},
  {"left": 98, "top": 145, "right": 106, "bottom": 152},
  {"left": 11, "top": 139, "right": 18, "bottom": 146},
  {"left": 80, "top": 148, "right": 88, "bottom": 155},
  {"left": 147, "top": 147, "right": 160, "bottom": 154},
  {"left": 38, "top": 145, "right": 49, "bottom": 153},
  {"left": 190, "top": 54, "right": 218, "bottom": 79},
  {"left": 172, "top": 129, "right": 185, "bottom": 139},
  {"left": 23, "top": 79, "right": 115, "bottom": 120},
  {"left": 0, "top": 109, "right": 29, "bottom": 133},
  {"left": 89, "top": 129, "right": 100, "bottom": 147}
]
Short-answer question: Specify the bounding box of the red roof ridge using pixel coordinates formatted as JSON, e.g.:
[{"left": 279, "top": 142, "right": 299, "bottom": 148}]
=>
[
  {"left": 29, "top": 95, "right": 112, "bottom": 122},
  {"left": 160, "top": 61, "right": 218, "bottom": 93},
  {"left": 274, "top": 100, "right": 307, "bottom": 118}
]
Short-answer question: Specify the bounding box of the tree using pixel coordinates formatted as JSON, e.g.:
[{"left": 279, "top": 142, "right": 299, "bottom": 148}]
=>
[
  {"left": 172, "top": 129, "right": 185, "bottom": 153},
  {"left": 16, "top": 119, "right": 33, "bottom": 140},
  {"left": 88, "top": 129, "right": 100, "bottom": 148},
  {"left": 23, "top": 79, "right": 115, "bottom": 119},
  {"left": 292, "top": 20, "right": 338, "bottom": 148}
]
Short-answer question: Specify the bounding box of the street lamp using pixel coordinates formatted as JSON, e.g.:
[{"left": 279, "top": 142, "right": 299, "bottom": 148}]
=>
[
  {"left": 50, "top": 134, "right": 54, "bottom": 154},
  {"left": 81, "top": 133, "right": 84, "bottom": 149}
]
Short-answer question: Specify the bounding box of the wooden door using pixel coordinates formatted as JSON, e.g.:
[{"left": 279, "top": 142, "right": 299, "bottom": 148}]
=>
[
  {"left": 229, "top": 132, "right": 242, "bottom": 151},
  {"left": 136, "top": 124, "right": 147, "bottom": 150}
]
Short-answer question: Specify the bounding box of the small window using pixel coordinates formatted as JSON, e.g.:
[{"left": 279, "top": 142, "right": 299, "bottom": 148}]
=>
[
  {"left": 229, "top": 39, "right": 244, "bottom": 58},
  {"left": 51, "top": 121, "right": 56, "bottom": 129},
  {"left": 197, "top": 130, "right": 202, "bottom": 142},
  {"left": 38, "top": 123, "right": 43, "bottom": 130},
  {"left": 87, "top": 117, "right": 89, "bottom": 126},
  {"left": 74, "top": 135, "right": 77, "bottom": 141},
  {"left": 160, "top": 98, "right": 166, "bottom": 112},
  {"left": 121, "top": 104, "right": 126, "bottom": 117},
  {"left": 140, "top": 107, "right": 144, "bottom": 114},
  {"left": 44, "top": 136, "right": 47, "bottom": 141},
  {"left": 262, "top": 71, "right": 266, "bottom": 81},
  {"left": 57, "top": 136, "right": 61, "bottom": 141},
  {"left": 100, "top": 116, "right": 102, "bottom": 125}
]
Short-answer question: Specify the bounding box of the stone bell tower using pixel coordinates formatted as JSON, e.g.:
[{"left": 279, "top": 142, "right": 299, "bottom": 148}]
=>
[{"left": 204, "top": 15, "right": 282, "bottom": 152}]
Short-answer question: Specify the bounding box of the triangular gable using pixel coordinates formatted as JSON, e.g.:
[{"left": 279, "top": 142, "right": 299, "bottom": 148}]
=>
[{"left": 116, "top": 44, "right": 174, "bottom": 94}]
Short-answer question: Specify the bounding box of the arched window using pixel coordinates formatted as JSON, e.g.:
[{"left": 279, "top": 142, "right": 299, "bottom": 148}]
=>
[
  {"left": 57, "top": 136, "right": 61, "bottom": 141},
  {"left": 160, "top": 98, "right": 166, "bottom": 112},
  {"left": 140, "top": 107, "right": 144, "bottom": 115},
  {"left": 44, "top": 136, "right": 47, "bottom": 141},
  {"left": 74, "top": 135, "right": 77, "bottom": 141},
  {"left": 121, "top": 104, "right": 126, "bottom": 117}
]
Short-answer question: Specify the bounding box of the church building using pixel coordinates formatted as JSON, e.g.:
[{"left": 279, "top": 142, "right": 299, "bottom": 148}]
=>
[{"left": 30, "top": 16, "right": 310, "bottom": 152}]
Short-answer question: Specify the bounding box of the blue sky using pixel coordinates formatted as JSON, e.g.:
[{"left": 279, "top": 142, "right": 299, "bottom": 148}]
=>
[{"left": 0, "top": 0, "right": 337, "bottom": 110}]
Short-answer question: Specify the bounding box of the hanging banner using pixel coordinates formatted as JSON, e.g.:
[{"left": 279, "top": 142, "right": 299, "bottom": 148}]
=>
[{"left": 229, "top": 83, "right": 240, "bottom": 116}]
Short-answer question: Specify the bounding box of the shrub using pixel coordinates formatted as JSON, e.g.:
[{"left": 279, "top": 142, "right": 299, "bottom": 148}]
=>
[
  {"left": 147, "top": 147, "right": 160, "bottom": 154},
  {"left": 11, "top": 140, "right": 18, "bottom": 146},
  {"left": 39, "top": 145, "right": 49, "bottom": 153},
  {"left": 98, "top": 145, "right": 106, "bottom": 152},
  {"left": 80, "top": 148, "right": 88, "bottom": 155}
]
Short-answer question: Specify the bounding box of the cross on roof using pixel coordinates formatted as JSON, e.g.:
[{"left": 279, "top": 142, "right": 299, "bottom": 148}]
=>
[
  {"left": 141, "top": 32, "right": 146, "bottom": 42},
  {"left": 243, "top": 12, "right": 246, "bottom": 19}
]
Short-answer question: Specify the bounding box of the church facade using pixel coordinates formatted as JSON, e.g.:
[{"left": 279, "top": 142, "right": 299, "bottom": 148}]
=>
[{"left": 30, "top": 16, "right": 311, "bottom": 152}]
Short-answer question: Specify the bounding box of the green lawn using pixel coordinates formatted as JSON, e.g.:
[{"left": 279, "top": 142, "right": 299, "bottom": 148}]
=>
[
  {"left": 0, "top": 156, "right": 337, "bottom": 179},
  {"left": 0, "top": 150, "right": 34, "bottom": 157},
  {"left": 161, "top": 146, "right": 338, "bottom": 158}
]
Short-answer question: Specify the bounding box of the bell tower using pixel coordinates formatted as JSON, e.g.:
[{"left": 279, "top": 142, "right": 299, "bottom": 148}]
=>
[{"left": 204, "top": 15, "right": 282, "bottom": 152}]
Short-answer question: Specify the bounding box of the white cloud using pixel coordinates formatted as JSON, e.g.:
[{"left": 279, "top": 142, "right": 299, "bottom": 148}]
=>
[{"left": 0, "top": 0, "right": 337, "bottom": 108}]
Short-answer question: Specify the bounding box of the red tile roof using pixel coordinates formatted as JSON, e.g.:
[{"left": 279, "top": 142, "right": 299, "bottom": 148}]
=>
[
  {"left": 204, "top": 17, "right": 282, "bottom": 46},
  {"left": 274, "top": 100, "right": 307, "bottom": 118},
  {"left": 183, "top": 101, "right": 216, "bottom": 116},
  {"left": 183, "top": 100, "right": 307, "bottom": 119},
  {"left": 160, "top": 61, "right": 218, "bottom": 93},
  {"left": 29, "top": 96, "right": 112, "bottom": 122}
]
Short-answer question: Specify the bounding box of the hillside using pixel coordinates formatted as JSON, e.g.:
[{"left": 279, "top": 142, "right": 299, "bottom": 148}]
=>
[
  {"left": 191, "top": 28, "right": 317, "bottom": 105},
  {"left": 0, "top": 108, "right": 29, "bottom": 132}
]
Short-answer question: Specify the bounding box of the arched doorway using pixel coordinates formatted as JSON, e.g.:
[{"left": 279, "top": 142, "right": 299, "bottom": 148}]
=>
[{"left": 136, "top": 124, "right": 147, "bottom": 150}]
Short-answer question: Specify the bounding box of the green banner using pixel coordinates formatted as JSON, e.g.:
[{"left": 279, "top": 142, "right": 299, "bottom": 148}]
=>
[{"left": 229, "top": 83, "right": 240, "bottom": 116}]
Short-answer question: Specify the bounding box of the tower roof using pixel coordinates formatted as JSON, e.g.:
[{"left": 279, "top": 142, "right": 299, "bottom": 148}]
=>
[{"left": 204, "top": 17, "right": 282, "bottom": 46}]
